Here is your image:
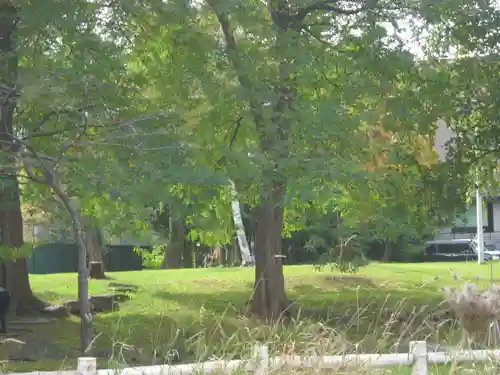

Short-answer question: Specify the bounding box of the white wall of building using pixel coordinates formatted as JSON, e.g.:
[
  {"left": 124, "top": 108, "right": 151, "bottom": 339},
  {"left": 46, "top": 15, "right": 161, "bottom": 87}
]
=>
[
  {"left": 493, "top": 202, "right": 500, "bottom": 232},
  {"left": 435, "top": 201, "right": 500, "bottom": 248}
]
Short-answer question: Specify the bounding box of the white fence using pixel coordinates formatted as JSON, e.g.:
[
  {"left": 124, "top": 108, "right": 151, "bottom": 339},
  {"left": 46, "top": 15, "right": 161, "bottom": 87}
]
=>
[{"left": 10, "top": 341, "right": 500, "bottom": 375}]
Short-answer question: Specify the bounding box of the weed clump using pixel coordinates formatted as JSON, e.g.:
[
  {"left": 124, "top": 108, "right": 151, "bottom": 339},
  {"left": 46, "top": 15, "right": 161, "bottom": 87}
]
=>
[{"left": 443, "top": 283, "right": 500, "bottom": 347}]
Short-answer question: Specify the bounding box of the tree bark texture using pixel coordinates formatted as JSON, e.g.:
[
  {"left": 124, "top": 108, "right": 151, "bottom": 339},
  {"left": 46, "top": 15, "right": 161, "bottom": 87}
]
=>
[
  {"left": 250, "top": 178, "right": 289, "bottom": 319},
  {"left": 76, "top": 225, "right": 92, "bottom": 355},
  {"left": 208, "top": 0, "right": 296, "bottom": 319},
  {"left": 55, "top": 190, "right": 92, "bottom": 355},
  {"left": 161, "top": 212, "right": 185, "bottom": 269},
  {"left": 82, "top": 216, "right": 106, "bottom": 279},
  {"left": 0, "top": 256, "right": 48, "bottom": 314},
  {"left": 0, "top": 0, "right": 47, "bottom": 315},
  {"left": 381, "top": 241, "right": 393, "bottom": 262},
  {"left": 182, "top": 240, "right": 194, "bottom": 268},
  {"left": 249, "top": 26, "right": 296, "bottom": 319}
]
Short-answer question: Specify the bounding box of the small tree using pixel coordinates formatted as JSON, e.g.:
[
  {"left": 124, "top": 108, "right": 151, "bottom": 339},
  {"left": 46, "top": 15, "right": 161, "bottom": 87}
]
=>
[{"left": 13, "top": 147, "right": 92, "bottom": 353}]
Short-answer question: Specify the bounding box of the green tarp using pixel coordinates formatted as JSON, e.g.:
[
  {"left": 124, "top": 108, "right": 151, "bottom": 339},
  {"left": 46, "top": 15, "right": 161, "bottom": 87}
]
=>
[{"left": 27, "top": 243, "right": 151, "bottom": 274}]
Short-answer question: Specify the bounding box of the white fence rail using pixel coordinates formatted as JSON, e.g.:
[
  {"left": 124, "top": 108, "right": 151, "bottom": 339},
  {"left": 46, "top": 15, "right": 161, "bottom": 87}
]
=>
[{"left": 10, "top": 341, "right": 500, "bottom": 375}]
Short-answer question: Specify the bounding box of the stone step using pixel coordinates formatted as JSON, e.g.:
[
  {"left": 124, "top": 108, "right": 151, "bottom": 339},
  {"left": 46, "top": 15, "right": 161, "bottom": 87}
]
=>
[
  {"left": 108, "top": 282, "right": 138, "bottom": 292},
  {"left": 65, "top": 293, "right": 129, "bottom": 315},
  {"left": 41, "top": 304, "right": 68, "bottom": 316}
]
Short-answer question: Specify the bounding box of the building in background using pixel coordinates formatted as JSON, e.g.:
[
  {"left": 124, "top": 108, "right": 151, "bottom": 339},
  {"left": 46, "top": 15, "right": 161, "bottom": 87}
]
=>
[
  {"left": 434, "top": 197, "right": 500, "bottom": 249},
  {"left": 432, "top": 118, "right": 498, "bottom": 251}
]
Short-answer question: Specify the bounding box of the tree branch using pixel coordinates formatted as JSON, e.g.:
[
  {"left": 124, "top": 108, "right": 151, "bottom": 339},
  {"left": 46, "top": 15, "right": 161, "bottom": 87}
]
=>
[
  {"left": 9, "top": 134, "right": 89, "bottom": 277},
  {"left": 0, "top": 171, "right": 45, "bottom": 185},
  {"left": 22, "top": 104, "right": 96, "bottom": 140},
  {"left": 225, "top": 115, "right": 243, "bottom": 150},
  {"left": 214, "top": 115, "right": 245, "bottom": 172},
  {"left": 295, "top": 0, "right": 377, "bottom": 20},
  {"left": 205, "top": 0, "right": 266, "bottom": 130},
  {"left": 52, "top": 105, "right": 91, "bottom": 169},
  {"left": 466, "top": 148, "right": 500, "bottom": 165},
  {"left": 2, "top": 131, "right": 59, "bottom": 188}
]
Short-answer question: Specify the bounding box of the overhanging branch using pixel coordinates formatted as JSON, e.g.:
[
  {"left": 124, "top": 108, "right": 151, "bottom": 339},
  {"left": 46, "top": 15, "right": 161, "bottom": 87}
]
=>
[
  {"left": 205, "top": 0, "right": 266, "bottom": 130},
  {"left": 21, "top": 104, "right": 96, "bottom": 140},
  {"left": 295, "top": 0, "right": 377, "bottom": 20}
]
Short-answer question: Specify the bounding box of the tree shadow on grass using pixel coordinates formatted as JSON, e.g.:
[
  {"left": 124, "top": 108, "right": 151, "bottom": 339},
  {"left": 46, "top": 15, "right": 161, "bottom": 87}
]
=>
[
  {"left": 323, "top": 275, "right": 378, "bottom": 287},
  {"left": 152, "top": 280, "right": 445, "bottom": 323},
  {"left": 294, "top": 281, "right": 443, "bottom": 306},
  {"left": 153, "top": 287, "right": 254, "bottom": 317},
  {"left": 1, "top": 313, "right": 81, "bottom": 367},
  {"left": 34, "top": 290, "right": 68, "bottom": 303},
  {"left": 3, "top": 311, "right": 201, "bottom": 370},
  {"left": 2, "top": 313, "right": 192, "bottom": 371}
]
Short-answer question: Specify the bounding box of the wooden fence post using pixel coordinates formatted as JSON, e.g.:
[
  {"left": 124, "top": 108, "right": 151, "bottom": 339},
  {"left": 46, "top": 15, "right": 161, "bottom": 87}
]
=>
[
  {"left": 410, "top": 341, "right": 428, "bottom": 375},
  {"left": 253, "top": 344, "right": 269, "bottom": 375},
  {"left": 77, "top": 357, "right": 97, "bottom": 375}
]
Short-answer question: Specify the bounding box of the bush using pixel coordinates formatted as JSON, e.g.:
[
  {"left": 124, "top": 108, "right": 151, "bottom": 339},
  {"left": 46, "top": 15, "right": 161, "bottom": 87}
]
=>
[
  {"left": 136, "top": 245, "right": 164, "bottom": 269},
  {"left": 312, "top": 234, "right": 369, "bottom": 273}
]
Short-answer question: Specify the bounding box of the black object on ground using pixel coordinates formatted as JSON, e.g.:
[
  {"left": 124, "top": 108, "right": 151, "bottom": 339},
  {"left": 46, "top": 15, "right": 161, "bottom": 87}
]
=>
[{"left": 0, "top": 287, "right": 11, "bottom": 333}]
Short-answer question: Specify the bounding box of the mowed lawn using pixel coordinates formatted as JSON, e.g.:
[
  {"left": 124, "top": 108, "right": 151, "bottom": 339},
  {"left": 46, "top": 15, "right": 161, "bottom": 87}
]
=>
[{"left": 4, "top": 262, "right": 500, "bottom": 373}]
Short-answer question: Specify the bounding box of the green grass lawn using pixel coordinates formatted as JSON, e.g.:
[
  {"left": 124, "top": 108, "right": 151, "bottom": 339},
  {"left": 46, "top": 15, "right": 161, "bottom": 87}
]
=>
[{"left": 2, "top": 262, "right": 500, "bottom": 374}]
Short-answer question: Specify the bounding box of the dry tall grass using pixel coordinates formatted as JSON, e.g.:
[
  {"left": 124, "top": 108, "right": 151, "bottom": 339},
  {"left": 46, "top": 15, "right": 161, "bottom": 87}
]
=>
[
  {"left": 99, "top": 297, "right": 499, "bottom": 375},
  {"left": 443, "top": 283, "right": 500, "bottom": 348}
]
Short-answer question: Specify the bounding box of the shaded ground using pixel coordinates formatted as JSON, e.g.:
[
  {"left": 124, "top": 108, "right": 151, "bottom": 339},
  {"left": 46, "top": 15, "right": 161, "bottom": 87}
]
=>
[{"left": 2, "top": 262, "right": 500, "bottom": 373}]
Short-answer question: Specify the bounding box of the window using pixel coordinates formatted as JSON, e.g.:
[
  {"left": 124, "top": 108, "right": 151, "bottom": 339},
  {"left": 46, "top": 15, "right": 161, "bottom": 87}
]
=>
[{"left": 437, "top": 243, "right": 471, "bottom": 254}]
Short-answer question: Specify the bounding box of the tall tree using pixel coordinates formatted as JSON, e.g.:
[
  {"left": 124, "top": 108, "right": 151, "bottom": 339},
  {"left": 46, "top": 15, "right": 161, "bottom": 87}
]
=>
[
  {"left": 202, "top": 0, "right": 427, "bottom": 318},
  {"left": 124, "top": 0, "right": 487, "bottom": 319},
  {"left": 0, "top": 0, "right": 151, "bottom": 350},
  {"left": 0, "top": 0, "right": 48, "bottom": 313}
]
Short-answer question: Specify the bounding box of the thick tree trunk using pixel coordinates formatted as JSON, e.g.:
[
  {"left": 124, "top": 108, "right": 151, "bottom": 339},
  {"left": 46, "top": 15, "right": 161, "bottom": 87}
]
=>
[
  {"left": 161, "top": 213, "right": 184, "bottom": 269},
  {"left": 250, "top": 179, "right": 289, "bottom": 320},
  {"left": 0, "top": 0, "right": 47, "bottom": 315},
  {"left": 0, "top": 175, "right": 43, "bottom": 315},
  {"left": 208, "top": 0, "right": 295, "bottom": 320},
  {"left": 82, "top": 217, "right": 105, "bottom": 279},
  {"left": 381, "top": 241, "right": 393, "bottom": 262},
  {"left": 182, "top": 241, "right": 194, "bottom": 268},
  {"left": 249, "top": 30, "right": 295, "bottom": 319},
  {"left": 0, "top": 258, "right": 48, "bottom": 314},
  {"left": 0, "top": 159, "right": 47, "bottom": 315}
]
